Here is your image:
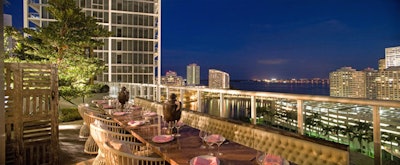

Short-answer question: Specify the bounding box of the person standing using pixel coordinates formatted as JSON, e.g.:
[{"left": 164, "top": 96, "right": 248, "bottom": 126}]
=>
[
  {"left": 163, "top": 93, "right": 182, "bottom": 122},
  {"left": 118, "top": 87, "right": 129, "bottom": 109}
]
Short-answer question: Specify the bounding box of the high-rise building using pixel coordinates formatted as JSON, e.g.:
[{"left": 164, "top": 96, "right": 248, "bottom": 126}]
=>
[
  {"left": 186, "top": 63, "right": 200, "bottom": 86},
  {"left": 375, "top": 66, "right": 400, "bottom": 100},
  {"left": 160, "top": 71, "right": 184, "bottom": 86},
  {"left": 329, "top": 67, "right": 366, "bottom": 98},
  {"left": 24, "top": 0, "right": 161, "bottom": 84},
  {"left": 378, "top": 58, "right": 386, "bottom": 71},
  {"left": 363, "top": 67, "right": 378, "bottom": 99},
  {"left": 385, "top": 46, "right": 400, "bottom": 69},
  {"left": 208, "top": 69, "right": 230, "bottom": 89}
]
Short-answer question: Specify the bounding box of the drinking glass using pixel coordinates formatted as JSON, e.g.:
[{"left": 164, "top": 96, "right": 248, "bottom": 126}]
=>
[
  {"left": 256, "top": 151, "right": 266, "bottom": 165},
  {"left": 198, "top": 130, "right": 207, "bottom": 149},
  {"left": 204, "top": 135, "right": 215, "bottom": 156},
  {"left": 174, "top": 120, "right": 183, "bottom": 137},
  {"left": 215, "top": 135, "right": 225, "bottom": 156}
]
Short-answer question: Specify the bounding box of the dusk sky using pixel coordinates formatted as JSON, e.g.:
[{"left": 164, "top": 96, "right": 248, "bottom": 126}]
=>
[{"left": 4, "top": 0, "right": 400, "bottom": 80}]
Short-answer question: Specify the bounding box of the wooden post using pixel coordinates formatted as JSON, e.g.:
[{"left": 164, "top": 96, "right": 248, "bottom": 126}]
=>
[
  {"left": 51, "top": 64, "right": 59, "bottom": 164},
  {"left": 251, "top": 95, "right": 256, "bottom": 125},
  {"left": 197, "top": 90, "right": 202, "bottom": 112},
  {"left": 219, "top": 93, "right": 225, "bottom": 117},
  {"left": 373, "top": 106, "right": 381, "bottom": 165},
  {"left": 297, "top": 100, "right": 304, "bottom": 135},
  {"left": 0, "top": 0, "right": 5, "bottom": 163}
]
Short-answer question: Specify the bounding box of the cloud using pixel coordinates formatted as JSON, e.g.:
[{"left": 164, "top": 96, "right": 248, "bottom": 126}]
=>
[{"left": 257, "top": 59, "right": 288, "bottom": 65}]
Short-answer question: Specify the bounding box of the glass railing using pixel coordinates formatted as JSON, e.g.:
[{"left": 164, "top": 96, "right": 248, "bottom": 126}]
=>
[{"left": 102, "top": 82, "right": 400, "bottom": 164}]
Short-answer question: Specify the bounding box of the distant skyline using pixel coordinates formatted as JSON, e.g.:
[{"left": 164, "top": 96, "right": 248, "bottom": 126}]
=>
[{"left": 4, "top": 0, "right": 400, "bottom": 80}]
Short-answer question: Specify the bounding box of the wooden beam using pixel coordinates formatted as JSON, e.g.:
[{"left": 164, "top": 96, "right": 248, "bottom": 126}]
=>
[{"left": 0, "top": 0, "right": 5, "bottom": 163}]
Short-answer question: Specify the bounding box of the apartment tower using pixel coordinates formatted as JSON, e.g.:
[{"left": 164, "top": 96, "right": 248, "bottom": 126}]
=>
[
  {"left": 24, "top": 0, "right": 161, "bottom": 84},
  {"left": 208, "top": 69, "right": 230, "bottom": 89},
  {"left": 329, "top": 67, "right": 366, "bottom": 98},
  {"left": 160, "top": 70, "right": 184, "bottom": 86},
  {"left": 186, "top": 63, "right": 200, "bottom": 86},
  {"left": 385, "top": 46, "right": 400, "bottom": 69}
]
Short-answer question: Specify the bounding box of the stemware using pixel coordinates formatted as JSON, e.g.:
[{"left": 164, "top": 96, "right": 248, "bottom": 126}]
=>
[
  {"left": 174, "top": 120, "right": 183, "bottom": 137},
  {"left": 198, "top": 130, "right": 207, "bottom": 149},
  {"left": 215, "top": 135, "right": 226, "bottom": 156},
  {"left": 256, "top": 151, "right": 266, "bottom": 165},
  {"left": 204, "top": 135, "right": 215, "bottom": 156}
]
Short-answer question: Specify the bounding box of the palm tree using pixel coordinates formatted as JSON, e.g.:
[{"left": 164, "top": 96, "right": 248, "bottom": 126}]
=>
[
  {"left": 305, "top": 112, "right": 321, "bottom": 137},
  {"left": 381, "top": 132, "right": 397, "bottom": 161}
]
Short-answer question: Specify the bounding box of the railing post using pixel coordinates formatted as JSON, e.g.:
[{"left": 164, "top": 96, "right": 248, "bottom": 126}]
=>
[
  {"left": 297, "top": 100, "right": 304, "bottom": 135},
  {"left": 140, "top": 86, "right": 144, "bottom": 98},
  {"left": 251, "top": 95, "right": 256, "bottom": 125},
  {"left": 133, "top": 85, "right": 137, "bottom": 99},
  {"left": 219, "top": 93, "right": 225, "bottom": 117},
  {"left": 156, "top": 85, "right": 161, "bottom": 102},
  {"left": 373, "top": 106, "right": 381, "bottom": 165},
  {"left": 179, "top": 89, "right": 184, "bottom": 103},
  {"left": 165, "top": 87, "right": 169, "bottom": 101},
  {"left": 197, "top": 89, "right": 202, "bottom": 112}
]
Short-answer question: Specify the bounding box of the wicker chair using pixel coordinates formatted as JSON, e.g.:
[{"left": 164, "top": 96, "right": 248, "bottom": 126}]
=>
[
  {"left": 83, "top": 111, "right": 123, "bottom": 155},
  {"left": 78, "top": 104, "right": 105, "bottom": 139},
  {"left": 90, "top": 124, "right": 143, "bottom": 165},
  {"left": 104, "top": 142, "right": 167, "bottom": 165}
]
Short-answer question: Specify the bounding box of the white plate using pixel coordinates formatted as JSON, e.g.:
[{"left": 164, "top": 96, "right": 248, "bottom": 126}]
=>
[{"left": 190, "top": 155, "right": 220, "bottom": 165}]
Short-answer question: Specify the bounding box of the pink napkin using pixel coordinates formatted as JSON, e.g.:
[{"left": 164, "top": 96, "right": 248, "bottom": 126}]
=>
[
  {"left": 206, "top": 134, "right": 222, "bottom": 143},
  {"left": 127, "top": 120, "right": 144, "bottom": 127},
  {"left": 193, "top": 156, "right": 218, "bottom": 165},
  {"left": 92, "top": 100, "right": 107, "bottom": 104},
  {"left": 113, "top": 112, "right": 126, "bottom": 116},
  {"left": 130, "top": 106, "right": 142, "bottom": 110},
  {"left": 152, "top": 135, "right": 173, "bottom": 143},
  {"left": 102, "top": 104, "right": 115, "bottom": 109},
  {"left": 143, "top": 112, "right": 157, "bottom": 117}
]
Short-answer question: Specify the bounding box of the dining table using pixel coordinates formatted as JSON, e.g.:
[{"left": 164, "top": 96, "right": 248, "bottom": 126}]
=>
[{"left": 110, "top": 108, "right": 259, "bottom": 165}]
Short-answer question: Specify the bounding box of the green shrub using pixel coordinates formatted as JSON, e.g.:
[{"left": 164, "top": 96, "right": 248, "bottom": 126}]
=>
[{"left": 59, "top": 108, "right": 82, "bottom": 122}]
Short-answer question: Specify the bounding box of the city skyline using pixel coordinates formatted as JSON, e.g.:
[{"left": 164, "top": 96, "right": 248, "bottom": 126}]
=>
[{"left": 4, "top": 0, "right": 400, "bottom": 80}]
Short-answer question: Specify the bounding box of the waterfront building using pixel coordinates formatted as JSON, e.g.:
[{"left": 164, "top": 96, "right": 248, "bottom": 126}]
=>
[
  {"left": 208, "top": 69, "right": 230, "bottom": 89},
  {"left": 160, "top": 70, "right": 184, "bottom": 86},
  {"left": 329, "top": 67, "right": 366, "bottom": 98},
  {"left": 376, "top": 66, "right": 400, "bottom": 100},
  {"left": 363, "top": 67, "right": 378, "bottom": 99},
  {"left": 24, "top": 0, "right": 161, "bottom": 84},
  {"left": 385, "top": 46, "right": 400, "bottom": 68},
  {"left": 186, "top": 63, "right": 200, "bottom": 86}
]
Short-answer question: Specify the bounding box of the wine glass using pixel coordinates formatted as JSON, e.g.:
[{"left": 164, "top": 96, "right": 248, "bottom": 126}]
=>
[
  {"left": 198, "top": 130, "right": 207, "bottom": 149},
  {"left": 256, "top": 151, "right": 266, "bottom": 165},
  {"left": 174, "top": 120, "right": 183, "bottom": 137},
  {"left": 204, "top": 135, "right": 215, "bottom": 156},
  {"left": 215, "top": 135, "right": 225, "bottom": 156}
]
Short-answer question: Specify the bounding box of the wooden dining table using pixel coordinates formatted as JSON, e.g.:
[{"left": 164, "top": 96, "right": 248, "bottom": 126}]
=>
[{"left": 110, "top": 109, "right": 259, "bottom": 165}]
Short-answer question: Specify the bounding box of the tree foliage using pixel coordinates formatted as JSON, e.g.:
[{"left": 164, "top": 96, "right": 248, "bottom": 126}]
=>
[{"left": 4, "top": 0, "right": 111, "bottom": 103}]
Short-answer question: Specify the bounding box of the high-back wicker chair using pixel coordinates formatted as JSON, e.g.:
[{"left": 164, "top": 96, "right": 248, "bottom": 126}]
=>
[
  {"left": 83, "top": 111, "right": 126, "bottom": 155},
  {"left": 104, "top": 142, "right": 167, "bottom": 165},
  {"left": 78, "top": 104, "right": 105, "bottom": 139},
  {"left": 90, "top": 124, "right": 143, "bottom": 165}
]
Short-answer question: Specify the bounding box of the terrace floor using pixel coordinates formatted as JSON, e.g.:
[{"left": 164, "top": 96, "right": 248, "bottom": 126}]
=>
[{"left": 59, "top": 120, "right": 95, "bottom": 165}]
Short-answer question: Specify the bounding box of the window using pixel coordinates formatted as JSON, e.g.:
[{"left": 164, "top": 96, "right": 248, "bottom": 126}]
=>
[{"left": 117, "top": 54, "right": 122, "bottom": 64}]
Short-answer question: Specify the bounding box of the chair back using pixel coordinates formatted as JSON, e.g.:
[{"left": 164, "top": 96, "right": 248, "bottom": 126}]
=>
[{"left": 104, "top": 142, "right": 166, "bottom": 165}]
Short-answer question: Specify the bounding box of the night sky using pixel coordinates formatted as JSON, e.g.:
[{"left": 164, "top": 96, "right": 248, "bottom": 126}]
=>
[{"left": 4, "top": 0, "right": 400, "bottom": 80}]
